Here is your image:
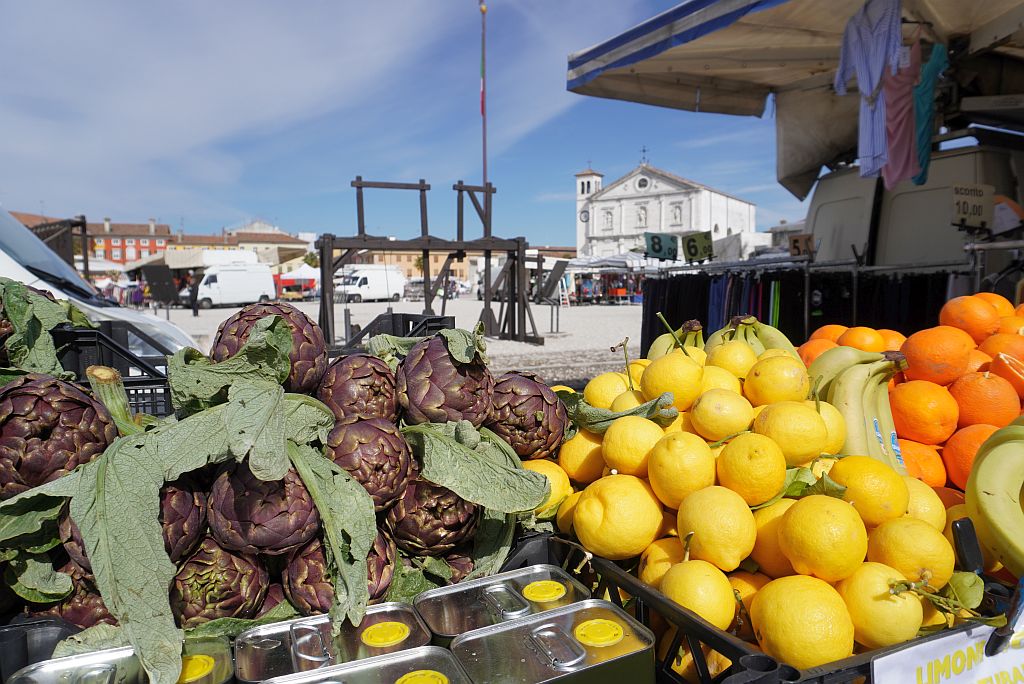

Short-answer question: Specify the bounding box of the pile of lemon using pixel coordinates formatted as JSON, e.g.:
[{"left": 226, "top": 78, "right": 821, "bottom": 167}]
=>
[{"left": 526, "top": 340, "right": 959, "bottom": 675}]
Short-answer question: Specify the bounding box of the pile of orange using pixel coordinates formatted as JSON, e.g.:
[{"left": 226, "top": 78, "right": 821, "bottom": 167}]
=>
[{"left": 801, "top": 292, "right": 1024, "bottom": 495}]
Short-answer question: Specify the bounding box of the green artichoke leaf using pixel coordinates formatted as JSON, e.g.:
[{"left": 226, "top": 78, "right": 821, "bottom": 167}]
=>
[
  {"left": 437, "top": 323, "right": 489, "bottom": 365},
  {"left": 52, "top": 624, "right": 130, "bottom": 658},
  {"left": 283, "top": 393, "right": 335, "bottom": 446},
  {"left": 4, "top": 553, "right": 73, "bottom": 602},
  {"left": 288, "top": 442, "right": 375, "bottom": 630},
  {"left": 557, "top": 390, "right": 678, "bottom": 434},
  {"left": 225, "top": 382, "right": 288, "bottom": 481},
  {"left": 365, "top": 333, "right": 427, "bottom": 370},
  {"left": 414, "top": 556, "right": 454, "bottom": 583},
  {"left": 384, "top": 562, "right": 444, "bottom": 603},
  {"left": 0, "top": 489, "right": 68, "bottom": 548},
  {"left": 0, "top": 367, "right": 29, "bottom": 385},
  {"left": 0, "top": 276, "right": 78, "bottom": 379},
  {"left": 183, "top": 600, "right": 300, "bottom": 640},
  {"left": 403, "top": 423, "right": 549, "bottom": 513},
  {"left": 167, "top": 315, "right": 293, "bottom": 414},
  {"left": 464, "top": 427, "right": 520, "bottom": 580}
]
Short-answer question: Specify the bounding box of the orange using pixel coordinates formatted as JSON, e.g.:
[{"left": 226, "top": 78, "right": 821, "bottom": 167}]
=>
[
  {"left": 942, "top": 424, "right": 999, "bottom": 490},
  {"left": 975, "top": 292, "right": 1015, "bottom": 318},
  {"left": 810, "top": 324, "right": 848, "bottom": 343},
  {"left": 979, "top": 333, "right": 1024, "bottom": 360},
  {"left": 897, "top": 439, "right": 947, "bottom": 487},
  {"left": 900, "top": 326, "right": 974, "bottom": 385},
  {"left": 990, "top": 353, "right": 1024, "bottom": 399},
  {"left": 948, "top": 372, "right": 1020, "bottom": 428},
  {"left": 889, "top": 381, "right": 958, "bottom": 445},
  {"left": 933, "top": 486, "right": 965, "bottom": 509},
  {"left": 1016, "top": 302, "right": 1024, "bottom": 317},
  {"left": 798, "top": 338, "right": 837, "bottom": 367},
  {"left": 837, "top": 327, "right": 885, "bottom": 352},
  {"left": 966, "top": 349, "right": 993, "bottom": 374},
  {"left": 877, "top": 329, "right": 906, "bottom": 352},
  {"left": 940, "top": 295, "right": 1000, "bottom": 344},
  {"left": 997, "top": 316, "right": 1024, "bottom": 335}
]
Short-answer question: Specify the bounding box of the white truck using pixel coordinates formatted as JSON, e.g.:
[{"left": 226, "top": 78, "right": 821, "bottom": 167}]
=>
[
  {"left": 335, "top": 266, "right": 406, "bottom": 303},
  {"left": 184, "top": 263, "right": 276, "bottom": 309}
]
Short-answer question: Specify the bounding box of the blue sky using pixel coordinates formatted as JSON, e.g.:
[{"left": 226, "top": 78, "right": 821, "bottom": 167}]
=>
[{"left": 0, "top": 1, "right": 805, "bottom": 247}]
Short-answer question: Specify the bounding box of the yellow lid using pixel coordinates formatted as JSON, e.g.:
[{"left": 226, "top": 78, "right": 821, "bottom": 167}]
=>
[
  {"left": 522, "top": 580, "right": 567, "bottom": 603},
  {"left": 361, "top": 621, "right": 412, "bottom": 648},
  {"left": 394, "top": 671, "right": 449, "bottom": 684},
  {"left": 177, "top": 655, "right": 215, "bottom": 684},
  {"left": 574, "top": 619, "right": 624, "bottom": 648}
]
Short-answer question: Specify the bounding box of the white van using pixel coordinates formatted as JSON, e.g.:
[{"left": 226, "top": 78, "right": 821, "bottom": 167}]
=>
[
  {"left": 186, "top": 264, "right": 276, "bottom": 309},
  {"left": 335, "top": 267, "right": 406, "bottom": 303}
]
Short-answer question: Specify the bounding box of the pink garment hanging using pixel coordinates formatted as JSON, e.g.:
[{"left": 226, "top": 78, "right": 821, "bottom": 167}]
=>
[{"left": 881, "top": 39, "right": 922, "bottom": 189}]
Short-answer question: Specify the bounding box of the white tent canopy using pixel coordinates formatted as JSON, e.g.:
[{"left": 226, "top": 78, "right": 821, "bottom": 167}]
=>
[{"left": 282, "top": 263, "right": 319, "bottom": 281}]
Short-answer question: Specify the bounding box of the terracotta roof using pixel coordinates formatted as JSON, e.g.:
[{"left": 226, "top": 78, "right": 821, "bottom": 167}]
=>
[
  {"left": 574, "top": 168, "right": 604, "bottom": 177},
  {"left": 10, "top": 211, "right": 56, "bottom": 228},
  {"left": 11, "top": 211, "right": 173, "bottom": 237},
  {"left": 174, "top": 234, "right": 234, "bottom": 245},
  {"left": 232, "top": 232, "right": 308, "bottom": 245}
]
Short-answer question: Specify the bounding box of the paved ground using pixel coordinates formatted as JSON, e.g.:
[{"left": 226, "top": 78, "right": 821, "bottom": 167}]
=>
[{"left": 154, "top": 298, "right": 643, "bottom": 383}]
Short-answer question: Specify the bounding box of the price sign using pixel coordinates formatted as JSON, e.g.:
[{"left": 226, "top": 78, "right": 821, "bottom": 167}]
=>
[
  {"left": 789, "top": 233, "right": 814, "bottom": 257},
  {"left": 872, "top": 624, "right": 1024, "bottom": 684},
  {"left": 681, "top": 231, "right": 714, "bottom": 262},
  {"left": 952, "top": 184, "right": 994, "bottom": 229},
  {"left": 644, "top": 232, "right": 679, "bottom": 261}
]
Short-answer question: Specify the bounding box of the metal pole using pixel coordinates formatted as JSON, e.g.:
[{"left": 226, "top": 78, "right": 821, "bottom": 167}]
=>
[
  {"left": 78, "top": 216, "right": 90, "bottom": 280},
  {"left": 480, "top": 1, "right": 488, "bottom": 189}
]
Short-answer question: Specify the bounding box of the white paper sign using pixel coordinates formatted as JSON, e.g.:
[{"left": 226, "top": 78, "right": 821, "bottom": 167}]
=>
[{"left": 872, "top": 625, "right": 1024, "bottom": 684}]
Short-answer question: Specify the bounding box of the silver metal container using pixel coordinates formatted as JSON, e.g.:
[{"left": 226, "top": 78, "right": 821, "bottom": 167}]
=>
[
  {"left": 235, "top": 602, "right": 431, "bottom": 683},
  {"left": 413, "top": 564, "right": 590, "bottom": 644},
  {"left": 450, "top": 599, "right": 656, "bottom": 684},
  {"left": 7, "top": 637, "right": 232, "bottom": 684},
  {"left": 263, "top": 646, "right": 471, "bottom": 684}
]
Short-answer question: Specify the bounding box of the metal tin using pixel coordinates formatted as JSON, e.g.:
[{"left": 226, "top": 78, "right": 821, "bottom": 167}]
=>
[
  {"left": 413, "top": 564, "right": 590, "bottom": 644},
  {"left": 263, "top": 646, "right": 472, "bottom": 684},
  {"left": 235, "top": 602, "right": 431, "bottom": 683},
  {"left": 450, "top": 599, "right": 655, "bottom": 684},
  {"left": 6, "top": 637, "right": 232, "bottom": 684}
]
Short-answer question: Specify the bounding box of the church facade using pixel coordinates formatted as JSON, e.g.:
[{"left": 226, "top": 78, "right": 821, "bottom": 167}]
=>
[{"left": 575, "top": 163, "right": 756, "bottom": 257}]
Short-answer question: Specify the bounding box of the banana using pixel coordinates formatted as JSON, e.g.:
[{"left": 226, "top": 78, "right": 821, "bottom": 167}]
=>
[
  {"left": 965, "top": 425, "right": 1024, "bottom": 577},
  {"left": 687, "top": 321, "right": 705, "bottom": 350},
  {"left": 874, "top": 356, "right": 908, "bottom": 474},
  {"left": 647, "top": 330, "right": 682, "bottom": 360},
  {"left": 751, "top": 320, "right": 801, "bottom": 359},
  {"left": 809, "top": 346, "right": 884, "bottom": 401},
  {"left": 828, "top": 361, "right": 877, "bottom": 456},
  {"left": 861, "top": 362, "right": 902, "bottom": 468},
  {"left": 704, "top": 321, "right": 736, "bottom": 353},
  {"left": 741, "top": 322, "right": 766, "bottom": 356}
]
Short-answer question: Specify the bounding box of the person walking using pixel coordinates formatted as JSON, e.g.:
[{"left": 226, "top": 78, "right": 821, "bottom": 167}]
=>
[{"left": 189, "top": 271, "right": 200, "bottom": 317}]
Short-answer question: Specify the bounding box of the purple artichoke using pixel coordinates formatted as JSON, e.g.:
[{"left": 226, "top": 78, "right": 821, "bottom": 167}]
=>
[
  {"left": 0, "top": 374, "right": 117, "bottom": 499},
  {"left": 396, "top": 336, "right": 494, "bottom": 427},
  {"left": 324, "top": 417, "right": 413, "bottom": 512},
  {"left": 317, "top": 354, "right": 397, "bottom": 422},
  {"left": 368, "top": 530, "right": 398, "bottom": 601},
  {"left": 283, "top": 537, "right": 333, "bottom": 616},
  {"left": 208, "top": 463, "right": 320, "bottom": 556},
  {"left": 444, "top": 550, "right": 474, "bottom": 584},
  {"left": 386, "top": 479, "right": 481, "bottom": 557},
  {"left": 211, "top": 302, "right": 327, "bottom": 393},
  {"left": 170, "top": 536, "right": 269, "bottom": 628},
  {"left": 38, "top": 562, "right": 116, "bottom": 629},
  {"left": 485, "top": 371, "right": 569, "bottom": 460},
  {"left": 257, "top": 583, "right": 287, "bottom": 617}
]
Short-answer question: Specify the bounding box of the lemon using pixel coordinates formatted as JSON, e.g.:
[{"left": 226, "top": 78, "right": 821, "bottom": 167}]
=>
[
  {"left": 610, "top": 389, "right": 646, "bottom": 412},
  {"left": 689, "top": 389, "right": 754, "bottom": 442},
  {"left": 706, "top": 340, "right": 758, "bottom": 378},
  {"left": 836, "top": 562, "right": 923, "bottom": 649},
  {"left": 750, "top": 576, "right": 855, "bottom": 669},
  {"left": 751, "top": 499, "right": 797, "bottom": 578},
  {"left": 743, "top": 356, "right": 811, "bottom": 406},
  {"left": 602, "top": 416, "right": 665, "bottom": 477},
  {"left": 557, "top": 429, "right": 605, "bottom": 484},
  {"left": 521, "top": 460, "right": 572, "bottom": 518},
  {"left": 700, "top": 365, "right": 742, "bottom": 394},
  {"left": 638, "top": 537, "right": 685, "bottom": 588},
  {"left": 676, "top": 486, "right": 756, "bottom": 571},
  {"left": 660, "top": 509, "right": 678, "bottom": 537},
  {"left": 661, "top": 560, "right": 735, "bottom": 630},
  {"left": 574, "top": 475, "right": 663, "bottom": 560},
  {"left": 550, "top": 385, "right": 575, "bottom": 393},
  {"left": 628, "top": 359, "right": 652, "bottom": 387},
  {"left": 728, "top": 571, "right": 770, "bottom": 640},
  {"left": 647, "top": 432, "right": 716, "bottom": 509},
  {"left": 758, "top": 348, "right": 791, "bottom": 361},
  {"left": 556, "top": 491, "right": 582, "bottom": 534},
  {"left": 682, "top": 345, "right": 707, "bottom": 365},
  {"left": 716, "top": 433, "right": 787, "bottom": 506},
  {"left": 777, "top": 495, "right": 867, "bottom": 582},
  {"left": 804, "top": 401, "right": 846, "bottom": 455},
  {"left": 867, "top": 517, "right": 955, "bottom": 590},
  {"left": 659, "top": 639, "right": 731, "bottom": 683},
  {"left": 661, "top": 411, "right": 696, "bottom": 434},
  {"left": 944, "top": 505, "right": 1001, "bottom": 573},
  {"left": 584, "top": 372, "right": 630, "bottom": 409},
  {"left": 903, "top": 476, "right": 945, "bottom": 531},
  {"left": 811, "top": 455, "right": 840, "bottom": 478},
  {"left": 828, "top": 456, "right": 909, "bottom": 528},
  {"left": 640, "top": 351, "right": 703, "bottom": 410},
  {"left": 921, "top": 601, "right": 949, "bottom": 628},
  {"left": 752, "top": 401, "right": 829, "bottom": 466}
]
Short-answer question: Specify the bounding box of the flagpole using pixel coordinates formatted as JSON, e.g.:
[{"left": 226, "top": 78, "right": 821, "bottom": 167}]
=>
[{"left": 480, "top": 0, "right": 488, "bottom": 188}]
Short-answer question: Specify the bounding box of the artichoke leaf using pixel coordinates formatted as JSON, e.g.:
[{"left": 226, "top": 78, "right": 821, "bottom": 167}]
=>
[
  {"left": 557, "top": 390, "right": 678, "bottom": 434},
  {"left": 225, "top": 383, "right": 288, "bottom": 481},
  {"left": 437, "top": 323, "right": 488, "bottom": 365},
  {"left": 5, "top": 553, "right": 73, "bottom": 602},
  {"left": 365, "top": 334, "right": 427, "bottom": 369},
  {"left": 0, "top": 277, "right": 75, "bottom": 379},
  {"left": 183, "top": 600, "right": 300, "bottom": 640},
  {"left": 53, "top": 624, "right": 130, "bottom": 658},
  {"left": 384, "top": 562, "right": 444, "bottom": 604},
  {"left": 283, "top": 393, "right": 335, "bottom": 445}
]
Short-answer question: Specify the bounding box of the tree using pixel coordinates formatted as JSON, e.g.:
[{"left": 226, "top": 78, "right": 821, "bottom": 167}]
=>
[
  {"left": 303, "top": 252, "right": 319, "bottom": 268},
  {"left": 413, "top": 255, "right": 424, "bottom": 275}
]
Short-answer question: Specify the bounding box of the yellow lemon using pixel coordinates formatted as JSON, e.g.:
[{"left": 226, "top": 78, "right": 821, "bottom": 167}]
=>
[
  {"left": 716, "top": 433, "right": 787, "bottom": 506},
  {"left": 921, "top": 601, "right": 949, "bottom": 628},
  {"left": 758, "top": 348, "right": 790, "bottom": 361},
  {"left": 751, "top": 499, "right": 797, "bottom": 578},
  {"left": 777, "top": 495, "right": 867, "bottom": 583},
  {"left": 521, "top": 460, "right": 572, "bottom": 518},
  {"left": 752, "top": 401, "right": 828, "bottom": 466},
  {"left": 750, "top": 576, "right": 854, "bottom": 669},
  {"left": 867, "top": 517, "right": 955, "bottom": 590},
  {"left": 700, "top": 365, "right": 742, "bottom": 394},
  {"left": 944, "top": 505, "right": 1001, "bottom": 573},
  {"left": 557, "top": 429, "right": 605, "bottom": 484},
  {"left": 682, "top": 345, "right": 707, "bottom": 365},
  {"left": 574, "top": 475, "right": 663, "bottom": 559},
  {"left": 550, "top": 384, "right": 575, "bottom": 393},
  {"left": 660, "top": 509, "right": 678, "bottom": 537},
  {"left": 610, "top": 389, "right": 646, "bottom": 412},
  {"left": 903, "top": 476, "right": 945, "bottom": 531},
  {"left": 602, "top": 415, "right": 665, "bottom": 477},
  {"left": 658, "top": 638, "right": 731, "bottom": 682},
  {"left": 811, "top": 455, "right": 840, "bottom": 478},
  {"left": 638, "top": 537, "right": 685, "bottom": 588},
  {"left": 628, "top": 359, "right": 652, "bottom": 387},
  {"left": 828, "top": 456, "right": 909, "bottom": 528},
  {"left": 647, "top": 432, "right": 715, "bottom": 509},
  {"left": 689, "top": 389, "right": 754, "bottom": 442},
  {"left": 584, "top": 372, "right": 630, "bottom": 409},
  {"left": 836, "top": 562, "right": 923, "bottom": 649},
  {"left": 556, "top": 491, "right": 582, "bottom": 534},
  {"left": 640, "top": 351, "right": 703, "bottom": 410},
  {"left": 706, "top": 340, "right": 758, "bottom": 378},
  {"left": 661, "top": 560, "right": 735, "bottom": 630},
  {"left": 676, "top": 486, "right": 756, "bottom": 571},
  {"left": 728, "top": 571, "right": 771, "bottom": 640},
  {"left": 804, "top": 400, "right": 846, "bottom": 455},
  {"left": 743, "top": 356, "right": 811, "bottom": 406},
  {"left": 661, "top": 411, "right": 696, "bottom": 434}
]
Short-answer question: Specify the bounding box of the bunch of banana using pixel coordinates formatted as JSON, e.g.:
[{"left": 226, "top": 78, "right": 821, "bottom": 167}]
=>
[
  {"left": 810, "top": 347, "right": 908, "bottom": 474},
  {"left": 966, "top": 419, "right": 1024, "bottom": 578},
  {"left": 647, "top": 317, "right": 705, "bottom": 360},
  {"left": 704, "top": 315, "right": 801, "bottom": 359}
]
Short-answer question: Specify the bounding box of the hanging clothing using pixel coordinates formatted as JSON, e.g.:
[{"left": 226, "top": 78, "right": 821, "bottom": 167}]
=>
[
  {"left": 912, "top": 43, "right": 949, "bottom": 186},
  {"left": 882, "top": 40, "right": 922, "bottom": 189},
  {"left": 835, "top": 0, "right": 904, "bottom": 178}
]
